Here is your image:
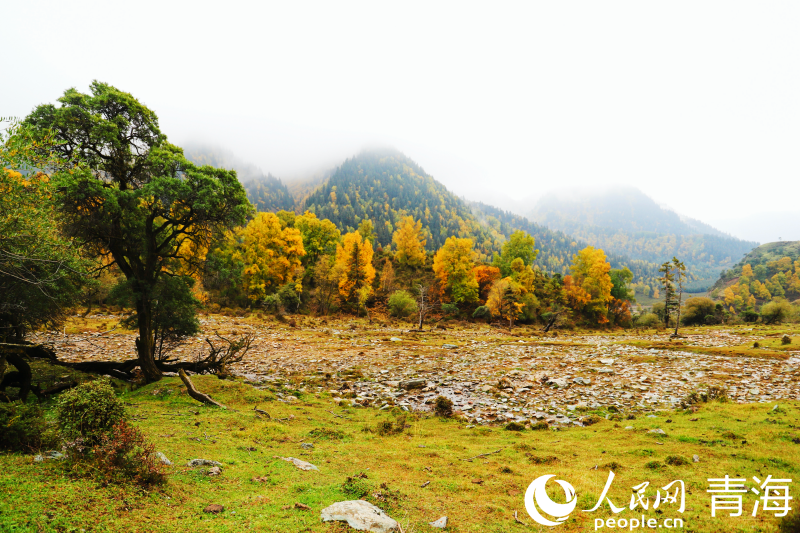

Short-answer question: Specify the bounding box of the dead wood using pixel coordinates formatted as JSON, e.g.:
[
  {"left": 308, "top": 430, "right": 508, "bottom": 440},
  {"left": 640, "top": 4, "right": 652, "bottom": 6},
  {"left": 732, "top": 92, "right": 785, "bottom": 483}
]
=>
[
  {"left": 179, "top": 369, "right": 227, "bottom": 409},
  {"left": 462, "top": 449, "right": 502, "bottom": 462},
  {"left": 253, "top": 406, "right": 271, "bottom": 418}
]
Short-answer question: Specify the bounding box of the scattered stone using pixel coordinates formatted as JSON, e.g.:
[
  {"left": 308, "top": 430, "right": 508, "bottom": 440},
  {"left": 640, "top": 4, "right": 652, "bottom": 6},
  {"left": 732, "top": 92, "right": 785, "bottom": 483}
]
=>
[
  {"left": 300, "top": 442, "right": 314, "bottom": 450},
  {"left": 599, "top": 358, "right": 615, "bottom": 365},
  {"left": 295, "top": 502, "right": 311, "bottom": 510},
  {"left": 399, "top": 379, "right": 426, "bottom": 390},
  {"left": 692, "top": 455, "right": 700, "bottom": 463},
  {"left": 648, "top": 429, "right": 667, "bottom": 436},
  {"left": 429, "top": 516, "right": 448, "bottom": 528},
  {"left": 390, "top": 337, "right": 402, "bottom": 342},
  {"left": 203, "top": 504, "right": 224, "bottom": 514},
  {"left": 208, "top": 466, "right": 222, "bottom": 476},
  {"left": 625, "top": 426, "right": 635, "bottom": 430},
  {"left": 155, "top": 451, "right": 171, "bottom": 465},
  {"left": 187, "top": 458, "right": 222, "bottom": 467},
  {"left": 277, "top": 456, "right": 319, "bottom": 471},
  {"left": 34, "top": 450, "right": 64, "bottom": 462},
  {"left": 546, "top": 378, "right": 569, "bottom": 389},
  {"left": 646, "top": 415, "right": 658, "bottom": 418},
  {"left": 442, "top": 344, "right": 458, "bottom": 349},
  {"left": 320, "top": 500, "right": 399, "bottom": 533}
]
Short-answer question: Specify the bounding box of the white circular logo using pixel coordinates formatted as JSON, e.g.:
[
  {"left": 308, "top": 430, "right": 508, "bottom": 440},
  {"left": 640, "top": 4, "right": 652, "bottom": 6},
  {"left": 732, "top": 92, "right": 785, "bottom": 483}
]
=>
[{"left": 524, "top": 475, "right": 577, "bottom": 526}]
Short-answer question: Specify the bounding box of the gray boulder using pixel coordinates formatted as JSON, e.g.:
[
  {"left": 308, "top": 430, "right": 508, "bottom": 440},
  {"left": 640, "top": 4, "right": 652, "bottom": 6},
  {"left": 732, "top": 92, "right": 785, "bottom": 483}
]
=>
[
  {"left": 278, "top": 456, "right": 319, "bottom": 471},
  {"left": 320, "top": 500, "right": 399, "bottom": 532},
  {"left": 187, "top": 458, "right": 222, "bottom": 467},
  {"left": 429, "top": 516, "right": 448, "bottom": 528},
  {"left": 155, "top": 451, "right": 171, "bottom": 465},
  {"left": 399, "top": 379, "right": 426, "bottom": 390}
]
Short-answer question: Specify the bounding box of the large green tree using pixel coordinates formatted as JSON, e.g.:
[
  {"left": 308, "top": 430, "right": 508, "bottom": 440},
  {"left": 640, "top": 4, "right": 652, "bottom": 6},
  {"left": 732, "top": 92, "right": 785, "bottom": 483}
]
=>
[{"left": 22, "top": 82, "right": 252, "bottom": 382}]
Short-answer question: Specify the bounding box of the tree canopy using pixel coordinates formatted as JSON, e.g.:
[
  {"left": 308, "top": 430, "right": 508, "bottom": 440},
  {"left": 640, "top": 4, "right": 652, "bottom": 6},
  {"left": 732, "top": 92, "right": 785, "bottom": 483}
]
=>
[{"left": 21, "top": 82, "right": 252, "bottom": 381}]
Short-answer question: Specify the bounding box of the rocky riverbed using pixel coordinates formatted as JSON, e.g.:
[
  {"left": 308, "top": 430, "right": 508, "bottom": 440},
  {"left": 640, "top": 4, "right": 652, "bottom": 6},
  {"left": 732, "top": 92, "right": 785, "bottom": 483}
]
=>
[{"left": 31, "top": 315, "right": 800, "bottom": 428}]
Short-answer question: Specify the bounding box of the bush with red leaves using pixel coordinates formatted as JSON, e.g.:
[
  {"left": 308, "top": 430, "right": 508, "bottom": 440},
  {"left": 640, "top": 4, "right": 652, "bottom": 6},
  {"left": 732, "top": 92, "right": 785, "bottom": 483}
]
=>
[{"left": 90, "top": 421, "right": 166, "bottom": 487}]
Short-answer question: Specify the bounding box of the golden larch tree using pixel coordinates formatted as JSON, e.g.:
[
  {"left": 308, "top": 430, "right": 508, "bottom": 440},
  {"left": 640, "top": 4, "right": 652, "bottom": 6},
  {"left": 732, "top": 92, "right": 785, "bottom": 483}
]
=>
[
  {"left": 569, "top": 246, "right": 613, "bottom": 323},
  {"left": 392, "top": 215, "right": 426, "bottom": 267},
  {"left": 335, "top": 231, "right": 376, "bottom": 304},
  {"left": 432, "top": 237, "right": 479, "bottom": 305},
  {"left": 235, "top": 212, "right": 305, "bottom": 302}
]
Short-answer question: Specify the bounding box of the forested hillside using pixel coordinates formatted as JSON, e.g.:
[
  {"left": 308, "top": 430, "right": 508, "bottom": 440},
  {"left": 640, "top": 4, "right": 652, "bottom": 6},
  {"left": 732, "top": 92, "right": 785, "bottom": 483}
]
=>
[
  {"left": 184, "top": 145, "right": 294, "bottom": 212},
  {"left": 707, "top": 241, "right": 800, "bottom": 317},
  {"left": 529, "top": 186, "right": 758, "bottom": 291}
]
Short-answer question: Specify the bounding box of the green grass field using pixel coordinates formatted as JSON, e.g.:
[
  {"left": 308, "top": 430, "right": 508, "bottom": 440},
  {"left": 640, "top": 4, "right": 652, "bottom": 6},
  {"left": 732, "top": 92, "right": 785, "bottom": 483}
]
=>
[{"left": 2, "top": 371, "right": 798, "bottom": 532}]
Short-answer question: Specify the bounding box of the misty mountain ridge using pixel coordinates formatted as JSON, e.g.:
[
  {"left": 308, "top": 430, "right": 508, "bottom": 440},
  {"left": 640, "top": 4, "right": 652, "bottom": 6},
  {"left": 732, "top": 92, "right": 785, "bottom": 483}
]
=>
[
  {"left": 186, "top": 145, "right": 757, "bottom": 290},
  {"left": 527, "top": 185, "right": 758, "bottom": 290},
  {"left": 531, "top": 185, "right": 735, "bottom": 239}
]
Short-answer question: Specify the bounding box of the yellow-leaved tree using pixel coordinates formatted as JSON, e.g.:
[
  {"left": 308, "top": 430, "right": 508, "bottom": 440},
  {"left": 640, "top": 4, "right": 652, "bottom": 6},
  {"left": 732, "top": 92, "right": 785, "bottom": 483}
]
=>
[
  {"left": 486, "top": 277, "right": 525, "bottom": 328},
  {"left": 335, "top": 231, "right": 376, "bottom": 305},
  {"left": 569, "top": 246, "right": 613, "bottom": 323},
  {"left": 392, "top": 215, "right": 426, "bottom": 267},
  {"left": 432, "top": 237, "right": 479, "bottom": 305},
  {"left": 234, "top": 212, "right": 305, "bottom": 302}
]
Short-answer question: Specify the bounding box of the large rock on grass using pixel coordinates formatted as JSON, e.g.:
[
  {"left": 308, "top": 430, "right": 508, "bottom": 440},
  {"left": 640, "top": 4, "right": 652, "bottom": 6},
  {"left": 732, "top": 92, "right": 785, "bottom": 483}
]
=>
[{"left": 320, "top": 500, "right": 399, "bottom": 532}]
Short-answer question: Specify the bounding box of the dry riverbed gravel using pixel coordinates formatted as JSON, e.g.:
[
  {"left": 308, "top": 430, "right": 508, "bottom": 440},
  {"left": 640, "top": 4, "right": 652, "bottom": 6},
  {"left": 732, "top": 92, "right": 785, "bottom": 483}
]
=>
[{"left": 31, "top": 315, "right": 800, "bottom": 428}]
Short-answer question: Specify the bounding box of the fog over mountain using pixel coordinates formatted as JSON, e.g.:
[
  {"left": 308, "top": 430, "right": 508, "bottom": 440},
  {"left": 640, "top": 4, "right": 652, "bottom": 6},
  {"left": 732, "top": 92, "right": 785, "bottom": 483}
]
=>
[{"left": 4, "top": 2, "right": 800, "bottom": 233}]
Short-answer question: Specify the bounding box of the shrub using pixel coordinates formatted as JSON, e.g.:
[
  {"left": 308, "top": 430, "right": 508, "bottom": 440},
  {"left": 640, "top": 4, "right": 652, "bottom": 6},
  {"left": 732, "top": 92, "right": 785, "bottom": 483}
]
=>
[
  {"left": 376, "top": 414, "right": 407, "bottom": 436},
  {"left": 92, "top": 421, "right": 166, "bottom": 486},
  {"left": 505, "top": 421, "right": 525, "bottom": 431},
  {"left": 433, "top": 396, "right": 453, "bottom": 418},
  {"left": 262, "top": 294, "right": 280, "bottom": 313},
  {"left": 582, "top": 414, "right": 603, "bottom": 426},
  {"left": 0, "top": 402, "right": 55, "bottom": 452},
  {"left": 441, "top": 303, "right": 459, "bottom": 318},
  {"left": 762, "top": 300, "right": 792, "bottom": 325},
  {"left": 645, "top": 461, "right": 663, "bottom": 470},
  {"left": 530, "top": 421, "right": 549, "bottom": 430},
  {"left": 681, "top": 386, "right": 729, "bottom": 408},
  {"left": 527, "top": 455, "right": 558, "bottom": 465},
  {"left": 388, "top": 290, "right": 418, "bottom": 318},
  {"left": 472, "top": 306, "right": 491, "bottom": 320},
  {"left": 778, "top": 509, "right": 800, "bottom": 532},
  {"left": 682, "top": 297, "right": 716, "bottom": 326},
  {"left": 742, "top": 308, "right": 760, "bottom": 323},
  {"left": 665, "top": 455, "right": 691, "bottom": 466},
  {"left": 635, "top": 313, "right": 660, "bottom": 328},
  {"left": 277, "top": 282, "right": 301, "bottom": 313},
  {"left": 342, "top": 472, "right": 371, "bottom": 498},
  {"left": 782, "top": 335, "right": 792, "bottom": 345},
  {"left": 56, "top": 379, "right": 125, "bottom": 446}
]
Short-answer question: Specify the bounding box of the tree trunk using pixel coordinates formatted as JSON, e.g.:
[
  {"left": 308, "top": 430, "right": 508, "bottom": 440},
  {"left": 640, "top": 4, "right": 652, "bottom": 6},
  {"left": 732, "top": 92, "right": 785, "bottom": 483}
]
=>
[
  {"left": 3, "top": 351, "right": 32, "bottom": 402},
  {"left": 135, "top": 296, "right": 162, "bottom": 382},
  {"left": 673, "top": 288, "right": 683, "bottom": 337}
]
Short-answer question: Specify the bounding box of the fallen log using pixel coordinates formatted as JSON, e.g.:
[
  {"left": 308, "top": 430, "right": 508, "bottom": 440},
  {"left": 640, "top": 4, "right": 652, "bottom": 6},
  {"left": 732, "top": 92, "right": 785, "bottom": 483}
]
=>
[{"left": 179, "top": 369, "right": 227, "bottom": 409}]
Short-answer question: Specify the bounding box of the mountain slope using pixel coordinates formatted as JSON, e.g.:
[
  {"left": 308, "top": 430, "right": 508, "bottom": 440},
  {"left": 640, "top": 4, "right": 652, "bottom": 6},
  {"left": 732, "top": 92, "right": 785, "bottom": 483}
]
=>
[
  {"left": 528, "top": 186, "right": 758, "bottom": 290},
  {"left": 713, "top": 241, "right": 800, "bottom": 290},
  {"left": 183, "top": 144, "right": 294, "bottom": 212}
]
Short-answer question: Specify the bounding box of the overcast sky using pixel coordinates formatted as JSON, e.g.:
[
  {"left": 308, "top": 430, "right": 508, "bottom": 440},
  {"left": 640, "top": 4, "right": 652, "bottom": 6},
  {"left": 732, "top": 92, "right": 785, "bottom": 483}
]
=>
[{"left": 4, "top": 1, "right": 799, "bottom": 241}]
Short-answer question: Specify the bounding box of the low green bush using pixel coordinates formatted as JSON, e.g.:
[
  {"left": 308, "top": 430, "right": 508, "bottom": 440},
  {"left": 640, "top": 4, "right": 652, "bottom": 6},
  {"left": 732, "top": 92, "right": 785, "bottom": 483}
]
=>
[
  {"left": 56, "top": 379, "right": 125, "bottom": 446},
  {"left": 0, "top": 402, "right": 55, "bottom": 452},
  {"left": 388, "top": 290, "right": 418, "bottom": 318}
]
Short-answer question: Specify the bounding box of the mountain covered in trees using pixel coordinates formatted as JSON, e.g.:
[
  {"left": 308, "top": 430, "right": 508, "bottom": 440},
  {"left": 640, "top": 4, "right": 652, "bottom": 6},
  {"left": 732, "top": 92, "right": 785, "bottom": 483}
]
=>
[
  {"left": 184, "top": 144, "right": 294, "bottom": 212},
  {"left": 298, "top": 149, "right": 633, "bottom": 276},
  {"left": 527, "top": 186, "right": 758, "bottom": 291},
  {"left": 713, "top": 241, "right": 800, "bottom": 290}
]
